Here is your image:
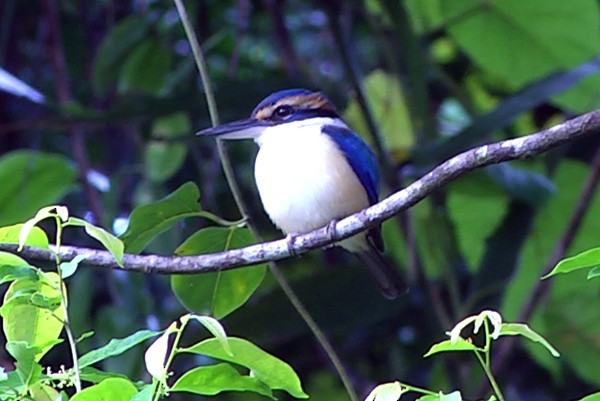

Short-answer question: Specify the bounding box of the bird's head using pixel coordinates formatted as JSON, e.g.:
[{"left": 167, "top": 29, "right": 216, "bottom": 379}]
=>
[{"left": 197, "top": 88, "right": 340, "bottom": 139}]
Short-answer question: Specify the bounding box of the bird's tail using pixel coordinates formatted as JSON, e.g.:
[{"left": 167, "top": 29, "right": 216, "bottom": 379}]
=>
[{"left": 355, "top": 244, "right": 409, "bottom": 299}]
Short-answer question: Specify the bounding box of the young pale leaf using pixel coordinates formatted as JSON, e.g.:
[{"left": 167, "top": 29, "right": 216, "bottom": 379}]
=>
[
  {"left": 172, "top": 227, "right": 265, "bottom": 318},
  {"left": 499, "top": 323, "right": 560, "bottom": 357},
  {"left": 66, "top": 217, "right": 124, "bottom": 267},
  {"left": 544, "top": 247, "right": 600, "bottom": 279},
  {"left": 18, "top": 205, "right": 68, "bottom": 251},
  {"left": 120, "top": 182, "right": 204, "bottom": 254},
  {"left": 365, "top": 382, "right": 405, "bottom": 401},
  {"left": 416, "top": 392, "right": 463, "bottom": 401},
  {"left": 2, "top": 273, "right": 65, "bottom": 361},
  {"left": 171, "top": 363, "right": 274, "bottom": 398},
  {"left": 181, "top": 337, "right": 308, "bottom": 399},
  {"left": 78, "top": 329, "right": 160, "bottom": 368},
  {"left": 0, "top": 224, "right": 49, "bottom": 249},
  {"left": 424, "top": 338, "right": 480, "bottom": 357},
  {"left": 60, "top": 254, "right": 87, "bottom": 279},
  {"left": 70, "top": 377, "right": 137, "bottom": 401},
  {"left": 144, "top": 323, "right": 178, "bottom": 384},
  {"left": 189, "top": 315, "right": 232, "bottom": 355}
]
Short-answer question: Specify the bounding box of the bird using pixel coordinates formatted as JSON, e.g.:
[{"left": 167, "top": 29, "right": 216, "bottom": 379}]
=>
[{"left": 197, "top": 88, "right": 407, "bottom": 299}]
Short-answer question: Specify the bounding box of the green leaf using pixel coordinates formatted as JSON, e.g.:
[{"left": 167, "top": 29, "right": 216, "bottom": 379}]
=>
[
  {"left": 117, "top": 38, "right": 172, "bottom": 95},
  {"left": 60, "top": 255, "right": 87, "bottom": 279},
  {"left": 181, "top": 337, "right": 308, "bottom": 398},
  {"left": 1, "top": 273, "right": 65, "bottom": 361},
  {"left": 0, "top": 252, "right": 37, "bottom": 285},
  {"left": 577, "top": 392, "right": 600, "bottom": 401},
  {"left": 416, "top": 392, "right": 463, "bottom": 401},
  {"left": 189, "top": 315, "right": 232, "bottom": 355},
  {"left": 145, "top": 113, "right": 190, "bottom": 183},
  {"left": 78, "top": 329, "right": 160, "bottom": 368},
  {"left": 442, "top": 0, "right": 600, "bottom": 110},
  {"left": 28, "top": 382, "right": 60, "bottom": 401},
  {"left": 172, "top": 227, "right": 266, "bottom": 318},
  {"left": 120, "top": 182, "right": 203, "bottom": 254},
  {"left": 130, "top": 384, "right": 153, "bottom": 401},
  {"left": 0, "top": 151, "right": 76, "bottom": 226},
  {"left": 171, "top": 363, "right": 274, "bottom": 398},
  {"left": 70, "top": 377, "right": 137, "bottom": 401},
  {"left": 423, "top": 338, "right": 480, "bottom": 357},
  {"left": 0, "top": 224, "right": 48, "bottom": 249},
  {"left": 544, "top": 247, "right": 600, "bottom": 278},
  {"left": 79, "top": 366, "right": 130, "bottom": 385},
  {"left": 66, "top": 217, "right": 124, "bottom": 267},
  {"left": 92, "top": 15, "right": 152, "bottom": 95},
  {"left": 587, "top": 266, "right": 600, "bottom": 280},
  {"left": 5, "top": 341, "right": 42, "bottom": 389},
  {"left": 499, "top": 323, "right": 560, "bottom": 357}
]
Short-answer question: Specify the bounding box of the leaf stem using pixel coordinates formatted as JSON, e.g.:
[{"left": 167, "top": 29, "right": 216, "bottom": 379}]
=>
[
  {"left": 473, "top": 319, "right": 505, "bottom": 401},
  {"left": 54, "top": 218, "right": 82, "bottom": 392}
]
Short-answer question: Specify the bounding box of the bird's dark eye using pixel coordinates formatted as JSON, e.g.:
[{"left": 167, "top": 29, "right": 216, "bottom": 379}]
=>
[{"left": 273, "top": 105, "right": 293, "bottom": 119}]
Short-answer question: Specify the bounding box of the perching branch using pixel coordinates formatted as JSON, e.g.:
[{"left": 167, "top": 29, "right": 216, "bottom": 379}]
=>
[{"left": 3, "top": 109, "right": 600, "bottom": 274}]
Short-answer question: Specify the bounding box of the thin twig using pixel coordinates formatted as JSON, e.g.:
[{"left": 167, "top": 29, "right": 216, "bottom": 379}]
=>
[{"left": 5, "top": 109, "right": 600, "bottom": 273}]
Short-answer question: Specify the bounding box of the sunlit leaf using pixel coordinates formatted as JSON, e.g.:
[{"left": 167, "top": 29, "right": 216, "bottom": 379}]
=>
[
  {"left": 18, "top": 205, "right": 68, "bottom": 251},
  {"left": 424, "top": 338, "right": 480, "bottom": 357},
  {"left": 144, "top": 323, "right": 177, "bottom": 385},
  {"left": 5, "top": 341, "right": 42, "bottom": 389},
  {"left": 66, "top": 217, "right": 124, "bottom": 267},
  {"left": 189, "top": 315, "right": 232, "bottom": 355},
  {"left": 0, "top": 224, "right": 48, "bottom": 249},
  {"left": 544, "top": 247, "right": 600, "bottom": 279},
  {"left": 576, "top": 392, "right": 600, "bottom": 401},
  {"left": 365, "top": 382, "right": 405, "bottom": 401}
]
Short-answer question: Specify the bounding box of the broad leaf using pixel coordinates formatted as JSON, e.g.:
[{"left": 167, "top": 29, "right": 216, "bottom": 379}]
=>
[
  {"left": 66, "top": 217, "right": 124, "bottom": 267},
  {"left": 499, "top": 323, "right": 559, "bottom": 357},
  {"left": 172, "top": 227, "right": 265, "bottom": 318},
  {"left": 171, "top": 363, "right": 274, "bottom": 398},
  {"left": 181, "top": 337, "right": 308, "bottom": 398},
  {"left": 120, "top": 182, "right": 203, "bottom": 254},
  {"left": 544, "top": 247, "right": 600, "bottom": 278},
  {"left": 365, "top": 382, "right": 405, "bottom": 401},
  {"left": 424, "top": 338, "right": 480, "bottom": 357},
  {"left": 0, "top": 224, "right": 48, "bottom": 249},
  {"left": 0, "top": 151, "right": 76, "bottom": 226},
  {"left": 70, "top": 377, "right": 137, "bottom": 401}
]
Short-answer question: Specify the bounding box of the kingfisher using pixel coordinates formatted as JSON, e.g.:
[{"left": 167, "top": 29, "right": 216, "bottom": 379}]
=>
[{"left": 197, "top": 88, "right": 407, "bottom": 299}]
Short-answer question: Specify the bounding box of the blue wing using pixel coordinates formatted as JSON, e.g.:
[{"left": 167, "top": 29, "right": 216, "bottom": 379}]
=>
[{"left": 322, "top": 124, "right": 379, "bottom": 205}]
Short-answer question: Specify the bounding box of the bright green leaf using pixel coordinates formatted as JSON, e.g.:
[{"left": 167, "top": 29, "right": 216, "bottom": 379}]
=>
[
  {"left": 78, "top": 329, "right": 160, "bottom": 368},
  {"left": 416, "top": 392, "right": 463, "bottom": 401},
  {"left": 66, "top": 217, "right": 124, "bottom": 267},
  {"left": 424, "top": 338, "right": 480, "bottom": 357},
  {"left": 499, "top": 323, "right": 560, "bottom": 357},
  {"left": 172, "top": 227, "right": 265, "bottom": 318},
  {"left": 0, "top": 224, "right": 48, "bottom": 249},
  {"left": 0, "top": 253, "right": 37, "bottom": 285},
  {"left": 0, "top": 151, "right": 76, "bottom": 226},
  {"left": 577, "top": 392, "right": 600, "bottom": 401},
  {"left": 130, "top": 384, "right": 153, "bottom": 401},
  {"left": 145, "top": 113, "right": 190, "bottom": 183},
  {"left": 79, "top": 366, "right": 130, "bottom": 385},
  {"left": 544, "top": 247, "right": 600, "bottom": 278},
  {"left": 120, "top": 182, "right": 203, "bottom": 254},
  {"left": 18, "top": 205, "right": 68, "bottom": 251},
  {"left": 171, "top": 363, "right": 274, "bottom": 398},
  {"left": 181, "top": 337, "right": 308, "bottom": 398},
  {"left": 59, "top": 254, "right": 86, "bottom": 279},
  {"left": 1, "top": 273, "right": 65, "bottom": 361},
  {"left": 29, "top": 382, "right": 60, "bottom": 401},
  {"left": 70, "top": 377, "right": 137, "bottom": 401}
]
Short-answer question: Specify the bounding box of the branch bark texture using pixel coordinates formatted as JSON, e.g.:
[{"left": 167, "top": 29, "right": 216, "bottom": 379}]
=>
[{"left": 3, "top": 109, "right": 600, "bottom": 274}]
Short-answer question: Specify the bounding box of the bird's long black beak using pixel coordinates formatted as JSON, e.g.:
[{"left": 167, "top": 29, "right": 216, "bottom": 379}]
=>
[{"left": 196, "top": 118, "right": 269, "bottom": 140}]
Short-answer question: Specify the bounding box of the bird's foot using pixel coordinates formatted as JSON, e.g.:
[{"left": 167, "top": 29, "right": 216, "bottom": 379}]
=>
[
  {"left": 325, "top": 218, "right": 340, "bottom": 243},
  {"left": 284, "top": 233, "right": 299, "bottom": 256}
]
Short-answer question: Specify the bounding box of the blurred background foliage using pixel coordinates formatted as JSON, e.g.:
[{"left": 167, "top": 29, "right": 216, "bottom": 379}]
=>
[{"left": 1, "top": 0, "right": 600, "bottom": 400}]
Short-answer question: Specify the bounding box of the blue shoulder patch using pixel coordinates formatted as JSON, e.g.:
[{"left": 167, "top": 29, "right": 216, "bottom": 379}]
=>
[{"left": 321, "top": 125, "right": 379, "bottom": 205}]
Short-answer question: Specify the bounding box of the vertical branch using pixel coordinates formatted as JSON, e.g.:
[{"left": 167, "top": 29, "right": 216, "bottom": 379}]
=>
[{"left": 42, "top": 0, "right": 104, "bottom": 224}]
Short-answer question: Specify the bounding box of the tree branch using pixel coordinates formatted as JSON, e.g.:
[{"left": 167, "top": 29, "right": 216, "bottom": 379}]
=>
[{"left": 2, "top": 109, "right": 600, "bottom": 274}]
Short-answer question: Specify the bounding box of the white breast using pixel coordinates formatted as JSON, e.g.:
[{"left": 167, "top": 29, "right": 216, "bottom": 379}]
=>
[{"left": 254, "top": 118, "right": 370, "bottom": 241}]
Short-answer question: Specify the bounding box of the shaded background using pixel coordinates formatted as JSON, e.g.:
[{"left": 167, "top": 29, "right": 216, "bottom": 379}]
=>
[{"left": 2, "top": 0, "right": 600, "bottom": 400}]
